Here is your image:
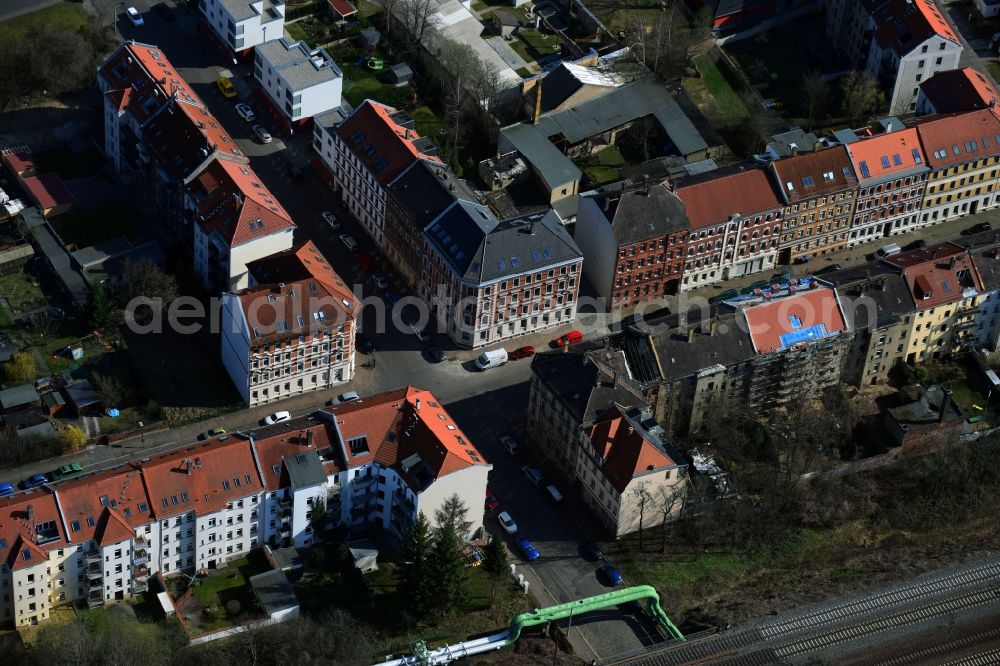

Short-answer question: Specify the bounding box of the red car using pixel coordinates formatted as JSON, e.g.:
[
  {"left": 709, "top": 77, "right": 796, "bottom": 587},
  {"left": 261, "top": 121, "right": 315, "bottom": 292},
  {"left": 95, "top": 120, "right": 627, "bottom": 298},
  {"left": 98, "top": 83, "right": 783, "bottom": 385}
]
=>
[
  {"left": 553, "top": 330, "right": 583, "bottom": 347},
  {"left": 509, "top": 345, "right": 535, "bottom": 360},
  {"left": 485, "top": 487, "right": 500, "bottom": 510}
]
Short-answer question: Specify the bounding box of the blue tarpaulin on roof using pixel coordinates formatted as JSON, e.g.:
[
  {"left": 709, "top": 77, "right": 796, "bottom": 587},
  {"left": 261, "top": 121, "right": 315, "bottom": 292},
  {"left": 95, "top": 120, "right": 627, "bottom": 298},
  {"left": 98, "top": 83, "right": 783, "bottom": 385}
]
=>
[{"left": 779, "top": 324, "right": 828, "bottom": 350}]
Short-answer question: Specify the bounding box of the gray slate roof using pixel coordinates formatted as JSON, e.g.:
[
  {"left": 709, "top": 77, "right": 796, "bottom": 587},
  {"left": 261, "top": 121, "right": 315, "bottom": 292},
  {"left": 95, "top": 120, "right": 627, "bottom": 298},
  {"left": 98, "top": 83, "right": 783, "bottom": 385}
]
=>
[
  {"left": 603, "top": 183, "right": 689, "bottom": 246},
  {"left": 249, "top": 569, "right": 299, "bottom": 615},
  {"left": 284, "top": 450, "right": 326, "bottom": 490},
  {"left": 424, "top": 204, "right": 582, "bottom": 285},
  {"left": 530, "top": 340, "right": 647, "bottom": 427},
  {"left": 256, "top": 38, "right": 343, "bottom": 92},
  {"left": 0, "top": 384, "right": 39, "bottom": 411},
  {"left": 500, "top": 123, "right": 582, "bottom": 191},
  {"left": 388, "top": 160, "right": 474, "bottom": 230},
  {"left": 816, "top": 262, "right": 915, "bottom": 329}
]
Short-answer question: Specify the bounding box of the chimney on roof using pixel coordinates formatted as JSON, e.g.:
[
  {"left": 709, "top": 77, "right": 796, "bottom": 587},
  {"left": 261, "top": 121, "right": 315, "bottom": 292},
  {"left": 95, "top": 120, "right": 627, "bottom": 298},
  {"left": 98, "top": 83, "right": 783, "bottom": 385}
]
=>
[
  {"left": 688, "top": 326, "right": 697, "bottom": 343},
  {"left": 789, "top": 142, "right": 798, "bottom": 156},
  {"left": 949, "top": 257, "right": 956, "bottom": 269},
  {"left": 711, "top": 320, "right": 719, "bottom": 336},
  {"left": 306, "top": 430, "right": 314, "bottom": 447},
  {"left": 27, "top": 505, "right": 33, "bottom": 522},
  {"left": 415, "top": 398, "right": 421, "bottom": 411},
  {"left": 938, "top": 389, "right": 952, "bottom": 424},
  {"left": 533, "top": 78, "right": 543, "bottom": 125},
  {"left": 185, "top": 459, "right": 192, "bottom": 476}
]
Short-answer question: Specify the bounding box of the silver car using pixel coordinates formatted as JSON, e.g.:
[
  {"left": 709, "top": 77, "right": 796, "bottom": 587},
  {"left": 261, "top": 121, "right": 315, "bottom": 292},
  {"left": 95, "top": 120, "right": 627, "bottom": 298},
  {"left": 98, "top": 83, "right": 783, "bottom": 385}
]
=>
[
  {"left": 235, "top": 102, "right": 255, "bottom": 122},
  {"left": 252, "top": 125, "right": 272, "bottom": 144}
]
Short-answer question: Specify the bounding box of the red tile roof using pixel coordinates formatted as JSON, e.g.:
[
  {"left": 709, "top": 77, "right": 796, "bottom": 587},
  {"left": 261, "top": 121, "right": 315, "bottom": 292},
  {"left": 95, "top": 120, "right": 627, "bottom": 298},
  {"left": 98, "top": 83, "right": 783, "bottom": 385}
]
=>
[
  {"left": 2, "top": 151, "right": 36, "bottom": 177},
  {"left": 919, "top": 67, "right": 1000, "bottom": 115},
  {"left": 770, "top": 145, "right": 858, "bottom": 203},
  {"left": 0, "top": 491, "right": 68, "bottom": 569},
  {"left": 238, "top": 241, "right": 357, "bottom": 343},
  {"left": 585, "top": 404, "right": 675, "bottom": 494},
  {"left": 676, "top": 167, "right": 783, "bottom": 229},
  {"left": 328, "top": 0, "right": 357, "bottom": 16},
  {"left": 335, "top": 101, "right": 442, "bottom": 187},
  {"left": 21, "top": 174, "right": 76, "bottom": 212},
  {"left": 883, "top": 242, "right": 983, "bottom": 309},
  {"left": 874, "top": 0, "right": 959, "bottom": 55},
  {"left": 139, "top": 437, "right": 263, "bottom": 518},
  {"left": 326, "top": 386, "right": 488, "bottom": 489},
  {"left": 913, "top": 110, "right": 1000, "bottom": 169},
  {"left": 253, "top": 423, "right": 343, "bottom": 490},
  {"left": 95, "top": 507, "right": 135, "bottom": 547},
  {"left": 743, "top": 287, "right": 848, "bottom": 354},
  {"left": 55, "top": 467, "right": 153, "bottom": 544},
  {"left": 845, "top": 128, "right": 926, "bottom": 183},
  {"left": 191, "top": 158, "right": 295, "bottom": 248}
]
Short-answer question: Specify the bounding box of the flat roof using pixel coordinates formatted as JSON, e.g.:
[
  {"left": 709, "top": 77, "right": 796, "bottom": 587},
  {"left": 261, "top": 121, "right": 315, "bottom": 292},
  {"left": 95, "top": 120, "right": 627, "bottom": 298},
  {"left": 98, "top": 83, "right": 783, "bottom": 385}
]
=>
[
  {"left": 249, "top": 569, "right": 299, "bottom": 614},
  {"left": 257, "top": 37, "right": 343, "bottom": 92}
]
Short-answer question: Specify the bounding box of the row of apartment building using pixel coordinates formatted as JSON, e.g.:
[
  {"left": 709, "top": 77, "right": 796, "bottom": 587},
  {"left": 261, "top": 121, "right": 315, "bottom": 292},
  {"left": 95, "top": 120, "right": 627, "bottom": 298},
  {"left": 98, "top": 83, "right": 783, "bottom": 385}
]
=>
[
  {"left": 565, "top": 229, "right": 1000, "bottom": 438},
  {"left": 312, "top": 100, "right": 586, "bottom": 349},
  {"left": 0, "top": 386, "right": 490, "bottom": 627},
  {"left": 576, "top": 71, "right": 1000, "bottom": 310}
]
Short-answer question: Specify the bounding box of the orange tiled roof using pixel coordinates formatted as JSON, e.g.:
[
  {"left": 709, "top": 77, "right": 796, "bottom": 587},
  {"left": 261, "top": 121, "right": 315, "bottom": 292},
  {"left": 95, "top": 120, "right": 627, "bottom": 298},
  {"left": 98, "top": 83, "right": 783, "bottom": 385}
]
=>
[
  {"left": 913, "top": 110, "right": 1000, "bottom": 169},
  {"left": 95, "top": 507, "right": 135, "bottom": 547},
  {"left": 675, "top": 167, "right": 783, "bottom": 229},
  {"left": 585, "top": 404, "right": 675, "bottom": 494},
  {"left": 845, "top": 128, "right": 926, "bottom": 183},
  {"left": 239, "top": 240, "right": 358, "bottom": 342},
  {"left": 0, "top": 491, "right": 68, "bottom": 569},
  {"left": 139, "top": 437, "right": 263, "bottom": 519},
  {"left": 192, "top": 158, "right": 295, "bottom": 248},
  {"left": 2, "top": 151, "right": 36, "bottom": 176},
  {"left": 253, "top": 423, "right": 343, "bottom": 490},
  {"left": 335, "top": 101, "right": 442, "bottom": 187},
  {"left": 743, "top": 287, "right": 848, "bottom": 354},
  {"left": 883, "top": 242, "right": 983, "bottom": 309},
  {"left": 56, "top": 467, "right": 153, "bottom": 544},
  {"left": 874, "top": 0, "right": 959, "bottom": 55}
]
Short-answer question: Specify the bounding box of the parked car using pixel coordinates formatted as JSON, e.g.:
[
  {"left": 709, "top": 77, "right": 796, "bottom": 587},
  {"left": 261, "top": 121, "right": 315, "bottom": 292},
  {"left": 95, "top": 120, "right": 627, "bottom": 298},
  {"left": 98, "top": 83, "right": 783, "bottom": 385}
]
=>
[
  {"left": 234, "top": 102, "right": 255, "bottom": 122},
  {"left": 21, "top": 473, "right": 48, "bottom": 489},
  {"left": 497, "top": 511, "right": 517, "bottom": 534},
  {"left": 963, "top": 222, "right": 992, "bottom": 236},
  {"left": 284, "top": 162, "right": 304, "bottom": 182},
  {"left": 252, "top": 124, "right": 272, "bottom": 143},
  {"left": 485, "top": 487, "right": 499, "bottom": 510},
  {"left": 875, "top": 243, "right": 901, "bottom": 259},
  {"left": 263, "top": 410, "right": 291, "bottom": 425},
  {"left": 153, "top": 3, "right": 175, "bottom": 20},
  {"left": 500, "top": 435, "right": 518, "bottom": 455},
  {"left": 53, "top": 463, "right": 84, "bottom": 481},
  {"left": 580, "top": 541, "right": 604, "bottom": 561},
  {"left": 372, "top": 274, "right": 390, "bottom": 290},
  {"left": 509, "top": 345, "right": 535, "bottom": 360},
  {"left": 199, "top": 427, "right": 226, "bottom": 440},
  {"left": 553, "top": 330, "right": 583, "bottom": 347},
  {"left": 0, "top": 482, "right": 14, "bottom": 497},
  {"left": 356, "top": 333, "right": 375, "bottom": 354},
  {"left": 330, "top": 391, "right": 360, "bottom": 405},
  {"left": 517, "top": 537, "right": 540, "bottom": 561},
  {"left": 321, "top": 210, "right": 340, "bottom": 231},
  {"left": 475, "top": 348, "right": 508, "bottom": 370},
  {"left": 424, "top": 345, "right": 445, "bottom": 363},
  {"left": 126, "top": 6, "right": 144, "bottom": 26},
  {"left": 339, "top": 234, "right": 359, "bottom": 252},
  {"left": 599, "top": 563, "right": 623, "bottom": 586},
  {"left": 216, "top": 76, "right": 237, "bottom": 99},
  {"left": 522, "top": 465, "right": 545, "bottom": 487},
  {"left": 814, "top": 264, "right": 841, "bottom": 275}
]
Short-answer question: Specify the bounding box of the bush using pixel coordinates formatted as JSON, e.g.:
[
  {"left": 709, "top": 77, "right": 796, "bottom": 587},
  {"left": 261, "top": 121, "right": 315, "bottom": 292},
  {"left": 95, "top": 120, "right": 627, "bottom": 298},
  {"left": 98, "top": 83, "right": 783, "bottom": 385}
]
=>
[
  {"left": 61, "top": 425, "right": 87, "bottom": 450},
  {"left": 225, "top": 600, "right": 241, "bottom": 616},
  {"left": 5, "top": 352, "right": 37, "bottom": 384}
]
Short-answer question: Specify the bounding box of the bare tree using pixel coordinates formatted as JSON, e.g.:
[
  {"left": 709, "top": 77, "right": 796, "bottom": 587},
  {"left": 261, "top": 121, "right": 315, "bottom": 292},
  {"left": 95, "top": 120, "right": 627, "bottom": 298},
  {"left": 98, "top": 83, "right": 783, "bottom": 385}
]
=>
[
  {"left": 841, "top": 70, "right": 886, "bottom": 127},
  {"left": 395, "top": 0, "right": 439, "bottom": 55},
  {"left": 630, "top": 480, "right": 653, "bottom": 550},
  {"left": 802, "top": 70, "right": 831, "bottom": 130},
  {"left": 654, "top": 481, "right": 687, "bottom": 553}
]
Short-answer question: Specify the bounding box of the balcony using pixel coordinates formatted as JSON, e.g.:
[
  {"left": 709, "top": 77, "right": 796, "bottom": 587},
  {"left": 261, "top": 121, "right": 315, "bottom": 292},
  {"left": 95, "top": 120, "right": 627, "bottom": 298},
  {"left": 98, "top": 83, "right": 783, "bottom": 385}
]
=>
[
  {"left": 278, "top": 526, "right": 291, "bottom": 539},
  {"left": 278, "top": 497, "right": 292, "bottom": 509},
  {"left": 133, "top": 549, "right": 150, "bottom": 565},
  {"left": 87, "top": 562, "right": 103, "bottom": 580},
  {"left": 133, "top": 564, "right": 149, "bottom": 582},
  {"left": 86, "top": 551, "right": 102, "bottom": 565},
  {"left": 280, "top": 512, "right": 291, "bottom": 524},
  {"left": 87, "top": 590, "right": 103, "bottom": 607}
]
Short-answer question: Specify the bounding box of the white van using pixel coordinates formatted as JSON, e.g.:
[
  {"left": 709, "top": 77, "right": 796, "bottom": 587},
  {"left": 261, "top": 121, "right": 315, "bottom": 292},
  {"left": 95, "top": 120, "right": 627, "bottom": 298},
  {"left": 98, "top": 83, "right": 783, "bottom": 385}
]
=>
[
  {"left": 544, "top": 484, "right": 564, "bottom": 506},
  {"left": 475, "top": 348, "right": 508, "bottom": 370},
  {"left": 876, "top": 243, "right": 901, "bottom": 258}
]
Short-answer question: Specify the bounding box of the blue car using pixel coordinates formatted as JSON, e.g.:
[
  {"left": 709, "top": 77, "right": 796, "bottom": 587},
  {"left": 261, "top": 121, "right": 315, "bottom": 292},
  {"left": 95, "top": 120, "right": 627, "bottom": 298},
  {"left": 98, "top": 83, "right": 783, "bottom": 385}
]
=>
[
  {"left": 0, "top": 482, "right": 14, "bottom": 496},
  {"left": 599, "top": 563, "right": 623, "bottom": 586},
  {"left": 517, "top": 537, "right": 539, "bottom": 561},
  {"left": 21, "top": 474, "right": 48, "bottom": 490}
]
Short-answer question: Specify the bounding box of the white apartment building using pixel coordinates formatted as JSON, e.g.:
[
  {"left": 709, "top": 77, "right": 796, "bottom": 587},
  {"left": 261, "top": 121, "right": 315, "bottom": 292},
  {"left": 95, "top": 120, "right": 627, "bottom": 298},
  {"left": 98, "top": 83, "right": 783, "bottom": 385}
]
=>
[
  {"left": 199, "top": 0, "right": 285, "bottom": 59},
  {"left": 220, "top": 241, "right": 358, "bottom": 406},
  {"left": 184, "top": 157, "right": 296, "bottom": 292},
  {"left": 865, "top": 0, "right": 962, "bottom": 116},
  {"left": 420, "top": 204, "right": 584, "bottom": 348},
  {"left": 324, "top": 100, "right": 441, "bottom": 249},
  {"left": 254, "top": 38, "right": 343, "bottom": 127}
]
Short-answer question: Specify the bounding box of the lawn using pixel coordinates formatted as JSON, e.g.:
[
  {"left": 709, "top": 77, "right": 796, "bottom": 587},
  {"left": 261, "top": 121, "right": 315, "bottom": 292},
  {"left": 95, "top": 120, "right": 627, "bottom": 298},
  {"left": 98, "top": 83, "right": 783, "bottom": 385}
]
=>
[
  {"left": 189, "top": 555, "right": 264, "bottom": 633},
  {"left": 330, "top": 44, "right": 417, "bottom": 109},
  {"left": 581, "top": 145, "right": 625, "bottom": 185},
  {"left": 685, "top": 53, "right": 749, "bottom": 126},
  {"left": 510, "top": 29, "right": 560, "bottom": 64},
  {"left": 411, "top": 105, "right": 445, "bottom": 144},
  {"left": 2, "top": 2, "right": 89, "bottom": 37},
  {"left": 0, "top": 270, "right": 48, "bottom": 319},
  {"left": 284, "top": 13, "right": 340, "bottom": 45}
]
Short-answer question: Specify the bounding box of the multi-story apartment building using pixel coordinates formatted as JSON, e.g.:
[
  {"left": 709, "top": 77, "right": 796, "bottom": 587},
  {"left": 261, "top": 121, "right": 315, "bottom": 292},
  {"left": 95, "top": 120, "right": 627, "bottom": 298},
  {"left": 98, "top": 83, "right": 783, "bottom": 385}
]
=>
[
  {"left": 0, "top": 387, "right": 489, "bottom": 628},
  {"left": 221, "top": 240, "right": 359, "bottom": 406},
  {"left": 421, "top": 203, "right": 583, "bottom": 348},
  {"left": 917, "top": 66, "right": 1000, "bottom": 116},
  {"left": 675, "top": 166, "right": 784, "bottom": 291},
  {"left": 385, "top": 160, "right": 475, "bottom": 290},
  {"left": 185, "top": 157, "right": 296, "bottom": 292},
  {"left": 845, "top": 126, "right": 928, "bottom": 245},
  {"left": 824, "top": 0, "right": 882, "bottom": 68},
  {"left": 199, "top": 0, "right": 285, "bottom": 60},
  {"left": 324, "top": 100, "right": 441, "bottom": 248},
  {"left": 574, "top": 183, "right": 690, "bottom": 309},
  {"left": 769, "top": 145, "right": 859, "bottom": 264},
  {"left": 884, "top": 242, "right": 986, "bottom": 362},
  {"left": 254, "top": 37, "right": 343, "bottom": 133},
  {"left": 913, "top": 109, "right": 1000, "bottom": 225},
  {"left": 583, "top": 405, "right": 687, "bottom": 538}
]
